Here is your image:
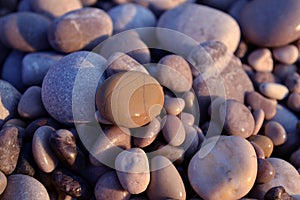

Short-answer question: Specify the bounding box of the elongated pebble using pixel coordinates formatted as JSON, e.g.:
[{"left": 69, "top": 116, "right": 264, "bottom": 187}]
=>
[
  {"left": 162, "top": 115, "right": 186, "bottom": 146},
  {"left": 259, "top": 82, "right": 289, "bottom": 100},
  {"left": 252, "top": 109, "right": 265, "bottom": 135}
]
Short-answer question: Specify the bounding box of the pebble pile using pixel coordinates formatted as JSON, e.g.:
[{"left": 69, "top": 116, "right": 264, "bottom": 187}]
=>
[{"left": 0, "top": 0, "right": 300, "bottom": 199}]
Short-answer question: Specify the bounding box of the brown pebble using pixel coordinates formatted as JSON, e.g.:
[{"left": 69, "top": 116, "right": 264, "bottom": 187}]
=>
[
  {"left": 247, "top": 48, "right": 273, "bottom": 72},
  {"left": 256, "top": 158, "right": 275, "bottom": 184},
  {"left": 272, "top": 45, "right": 299, "bottom": 64},
  {"left": 164, "top": 97, "right": 185, "bottom": 116},
  {"left": 0, "top": 171, "right": 7, "bottom": 195},
  {"left": 248, "top": 135, "right": 274, "bottom": 158},
  {"left": 264, "top": 186, "right": 296, "bottom": 200},
  {"left": 287, "top": 93, "right": 300, "bottom": 112},
  {"left": 252, "top": 109, "right": 265, "bottom": 135},
  {"left": 162, "top": 114, "right": 186, "bottom": 146},
  {"left": 264, "top": 121, "right": 287, "bottom": 146},
  {"left": 250, "top": 141, "right": 265, "bottom": 159}
]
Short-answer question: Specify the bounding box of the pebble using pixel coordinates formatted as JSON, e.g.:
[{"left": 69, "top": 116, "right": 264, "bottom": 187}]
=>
[
  {"left": 246, "top": 91, "right": 277, "bottom": 120},
  {"left": 248, "top": 135, "right": 274, "bottom": 158},
  {"left": 147, "top": 156, "right": 186, "bottom": 200},
  {"left": 164, "top": 97, "right": 185, "bottom": 115},
  {"left": 134, "top": 0, "right": 189, "bottom": 15},
  {"left": 22, "top": 51, "right": 64, "bottom": 86},
  {"left": 14, "top": 142, "right": 36, "bottom": 176},
  {"left": 0, "top": 127, "right": 22, "bottom": 175},
  {"left": 108, "top": 3, "right": 156, "bottom": 34},
  {"left": 157, "top": 4, "right": 240, "bottom": 53},
  {"left": 48, "top": 8, "right": 113, "bottom": 53},
  {"left": 80, "top": 0, "right": 97, "bottom": 6},
  {"left": 201, "top": 0, "right": 236, "bottom": 10},
  {"left": 0, "top": 12, "right": 51, "bottom": 52},
  {"left": 30, "top": 0, "right": 82, "bottom": 19},
  {"left": 273, "top": 64, "right": 297, "bottom": 81},
  {"left": 252, "top": 109, "right": 265, "bottom": 135},
  {"left": 239, "top": 0, "right": 300, "bottom": 47},
  {"left": 105, "top": 52, "right": 148, "bottom": 77},
  {"left": 290, "top": 147, "right": 300, "bottom": 169},
  {"left": 0, "top": 171, "right": 7, "bottom": 195},
  {"left": 250, "top": 141, "right": 265, "bottom": 159},
  {"left": 18, "top": 86, "right": 47, "bottom": 119},
  {"left": 264, "top": 121, "right": 287, "bottom": 146},
  {"left": 180, "top": 112, "right": 195, "bottom": 126},
  {"left": 247, "top": 48, "right": 273, "bottom": 72},
  {"left": 251, "top": 72, "right": 278, "bottom": 88},
  {"left": 219, "top": 99, "right": 254, "bottom": 138},
  {"left": 32, "top": 126, "right": 58, "bottom": 173},
  {"left": 287, "top": 93, "right": 300, "bottom": 112},
  {"left": 115, "top": 148, "right": 150, "bottom": 194},
  {"left": 264, "top": 186, "right": 295, "bottom": 200},
  {"left": 94, "top": 171, "right": 130, "bottom": 200},
  {"left": 272, "top": 104, "right": 298, "bottom": 133},
  {"left": 256, "top": 158, "right": 275, "bottom": 184},
  {"left": 228, "top": 0, "right": 249, "bottom": 21},
  {"left": 162, "top": 115, "right": 186, "bottom": 146},
  {"left": 259, "top": 82, "right": 289, "bottom": 100},
  {"left": 96, "top": 71, "right": 164, "bottom": 128},
  {"left": 250, "top": 158, "right": 300, "bottom": 199},
  {"left": 272, "top": 45, "right": 299, "bottom": 64},
  {"left": 0, "top": 174, "right": 50, "bottom": 200},
  {"left": 188, "top": 136, "right": 257, "bottom": 200},
  {"left": 285, "top": 72, "right": 300, "bottom": 93},
  {"left": 42, "top": 51, "right": 107, "bottom": 125},
  {"left": 152, "top": 144, "right": 185, "bottom": 164}
]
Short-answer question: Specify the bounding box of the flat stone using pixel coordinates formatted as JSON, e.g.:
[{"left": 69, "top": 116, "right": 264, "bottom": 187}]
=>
[
  {"left": 0, "top": 171, "right": 7, "bottom": 195},
  {"left": 259, "top": 82, "right": 289, "bottom": 100},
  {"left": 188, "top": 136, "right": 257, "bottom": 200},
  {"left": 0, "top": 174, "right": 49, "bottom": 200},
  {"left": 273, "top": 45, "right": 299, "bottom": 65}
]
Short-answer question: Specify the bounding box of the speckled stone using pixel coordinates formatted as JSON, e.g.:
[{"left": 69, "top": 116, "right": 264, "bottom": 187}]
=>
[
  {"left": 0, "top": 171, "right": 7, "bottom": 195},
  {"left": 273, "top": 45, "right": 299, "bottom": 65},
  {"left": 0, "top": 174, "right": 49, "bottom": 200},
  {"left": 239, "top": 0, "right": 300, "bottom": 47},
  {"left": 247, "top": 48, "right": 273, "bottom": 72},
  {"left": 157, "top": 4, "right": 240, "bottom": 52},
  {"left": 48, "top": 8, "right": 113, "bottom": 53},
  {"left": 42, "top": 51, "right": 106, "bottom": 125},
  {"left": 0, "top": 12, "right": 51, "bottom": 52},
  {"left": 188, "top": 136, "right": 257, "bottom": 200}
]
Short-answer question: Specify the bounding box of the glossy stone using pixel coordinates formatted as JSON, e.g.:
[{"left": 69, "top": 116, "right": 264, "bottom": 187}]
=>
[
  {"left": 259, "top": 82, "right": 289, "bottom": 100},
  {"left": 256, "top": 158, "right": 275, "bottom": 184},
  {"left": 162, "top": 115, "right": 186, "bottom": 146},
  {"left": 264, "top": 121, "right": 287, "bottom": 146},
  {"left": 96, "top": 71, "right": 164, "bottom": 128},
  {"left": 248, "top": 135, "right": 274, "bottom": 158},
  {"left": 0, "top": 171, "right": 7, "bottom": 195}
]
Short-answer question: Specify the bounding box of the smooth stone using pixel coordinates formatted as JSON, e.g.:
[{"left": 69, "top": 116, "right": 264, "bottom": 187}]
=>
[
  {"left": 201, "top": 0, "right": 236, "bottom": 10},
  {"left": 157, "top": 4, "right": 240, "bottom": 53},
  {"left": 219, "top": 99, "right": 254, "bottom": 138},
  {"left": 0, "top": 171, "right": 7, "bottom": 195},
  {"left": 94, "top": 171, "right": 130, "bottom": 200},
  {"left": 252, "top": 109, "right": 265, "bottom": 135},
  {"left": 251, "top": 72, "right": 278, "bottom": 88},
  {"left": 32, "top": 126, "right": 58, "bottom": 173},
  {"left": 164, "top": 97, "right": 185, "bottom": 116},
  {"left": 0, "top": 80, "right": 21, "bottom": 127},
  {"left": 48, "top": 8, "right": 113, "bottom": 53},
  {"left": 239, "top": 0, "right": 300, "bottom": 47},
  {"left": 1, "top": 50, "right": 26, "bottom": 91},
  {"left": 285, "top": 72, "right": 300, "bottom": 93},
  {"left": 24, "top": 118, "right": 60, "bottom": 140},
  {"left": 147, "top": 156, "right": 186, "bottom": 200},
  {"left": 108, "top": 3, "right": 156, "bottom": 34},
  {"left": 80, "top": 0, "right": 97, "bottom": 6},
  {"left": 264, "top": 186, "right": 295, "bottom": 200},
  {"left": 246, "top": 91, "right": 277, "bottom": 120},
  {"left": 52, "top": 169, "right": 91, "bottom": 199},
  {"left": 105, "top": 52, "right": 148, "bottom": 77},
  {"left": 272, "top": 104, "right": 298, "bottom": 133},
  {"left": 250, "top": 158, "right": 300, "bottom": 199},
  {"left": 290, "top": 147, "right": 300, "bottom": 169},
  {"left": 247, "top": 48, "right": 273, "bottom": 72},
  {"left": 14, "top": 142, "right": 36, "bottom": 176},
  {"left": 264, "top": 121, "right": 287, "bottom": 146},
  {"left": 0, "top": 127, "right": 22, "bottom": 175},
  {"left": 0, "top": 174, "right": 49, "bottom": 200},
  {"left": 248, "top": 135, "right": 274, "bottom": 158},
  {"left": 96, "top": 71, "right": 164, "bottom": 128},
  {"left": 273, "top": 45, "right": 299, "bottom": 65},
  {"left": 274, "top": 131, "right": 300, "bottom": 159},
  {"left": 18, "top": 86, "right": 47, "bottom": 119},
  {"left": 134, "top": 0, "right": 189, "bottom": 15},
  {"left": 188, "top": 136, "right": 257, "bottom": 200},
  {"left": 0, "top": 12, "right": 51, "bottom": 52},
  {"left": 49, "top": 129, "right": 77, "bottom": 166},
  {"left": 152, "top": 144, "right": 185, "bottom": 164},
  {"left": 259, "top": 82, "right": 289, "bottom": 100},
  {"left": 274, "top": 64, "right": 297, "bottom": 81},
  {"left": 162, "top": 114, "right": 186, "bottom": 146},
  {"left": 180, "top": 112, "right": 195, "bottom": 126},
  {"left": 30, "top": 0, "right": 82, "bottom": 18},
  {"left": 42, "top": 51, "right": 106, "bottom": 125},
  {"left": 250, "top": 141, "right": 265, "bottom": 159},
  {"left": 22, "top": 51, "right": 64, "bottom": 86},
  {"left": 115, "top": 148, "right": 150, "bottom": 194},
  {"left": 287, "top": 93, "right": 300, "bottom": 112},
  {"left": 256, "top": 158, "right": 275, "bottom": 184},
  {"left": 181, "top": 124, "right": 199, "bottom": 159},
  {"left": 2, "top": 118, "right": 26, "bottom": 129}
]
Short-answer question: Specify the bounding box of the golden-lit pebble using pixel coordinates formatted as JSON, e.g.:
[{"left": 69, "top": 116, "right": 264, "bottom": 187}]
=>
[{"left": 248, "top": 135, "right": 274, "bottom": 158}]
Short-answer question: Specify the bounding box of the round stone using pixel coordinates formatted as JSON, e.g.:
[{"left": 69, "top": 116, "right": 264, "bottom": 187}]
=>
[
  {"left": 42, "top": 51, "right": 106, "bottom": 125},
  {"left": 256, "top": 158, "right": 275, "bottom": 184},
  {"left": 134, "top": 0, "right": 188, "bottom": 14},
  {"left": 164, "top": 97, "right": 185, "bottom": 116},
  {"left": 96, "top": 71, "right": 164, "bottom": 128},
  {"left": 239, "top": 0, "right": 300, "bottom": 47},
  {"left": 0, "top": 174, "right": 49, "bottom": 200},
  {"left": 287, "top": 93, "right": 300, "bottom": 112},
  {"left": 264, "top": 121, "right": 287, "bottom": 146},
  {"left": 248, "top": 135, "right": 274, "bottom": 158},
  {"left": 259, "top": 82, "right": 289, "bottom": 100},
  {"left": 0, "top": 171, "right": 7, "bottom": 195},
  {"left": 48, "top": 8, "right": 113, "bottom": 53},
  {"left": 0, "top": 12, "right": 50, "bottom": 52},
  {"left": 157, "top": 4, "right": 240, "bottom": 52},
  {"left": 247, "top": 48, "right": 273, "bottom": 72},
  {"left": 250, "top": 141, "right": 265, "bottom": 159},
  {"left": 285, "top": 72, "right": 300, "bottom": 93},
  {"left": 188, "top": 136, "right": 257, "bottom": 200},
  {"left": 219, "top": 99, "right": 255, "bottom": 138},
  {"left": 290, "top": 148, "right": 300, "bottom": 169},
  {"left": 162, "top": 114, "right": 186, "bottom": 146},
  {"left": 272, "top": 45, "right": 299, "bottom": 64}
]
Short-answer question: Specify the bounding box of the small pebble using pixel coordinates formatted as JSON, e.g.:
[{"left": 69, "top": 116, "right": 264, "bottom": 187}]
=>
[
  {"left": 285, "top": 72, "right": 300, "bottom": 93},
  {"left": 252, "top": 109, "right": 265, "bottom": 135},
  {"left": 256, "top": 158, "right": 275, "bottom": 184},
  {"left": 272, "top": 45, "right": 299, "bottom": 64},
  {"left": 248, "top": 135, "right": 274, "bottom": 158},
  {"left": 287, "top": 93, "right": 300, "bottom": 112},
  {"left": 247, "top": 48, "right": 273, "bottom": 72},
  {"left": 272, "top": 104, "right": 298, "bottom": 133},
  {"left": 264, "top": 186, "right": 296, "bottom": 200},
  {"left": 264, "top": 121, "right": 287, "bottom": 146},
  {"left": 259, "top": 82, "right": 289, "bottom": 100},
  {"left": 251, "top": 72, "right": 277, "bottom": 87},
  {"left": 180, "top": 112, "right": 195, "bottom": 126},
  {"left": 162, "top": 114, "right": 186, "bottom": 146},
  {"left": 250, "top": 141, "right": 265, "bottom": 159},
  {"left": 273, "top": 64, "right": 297, "bottom": 81},
  {"left": 290, "top": 148, "right": 300, "bottom": 169},
  {"left": 164, "top": 97, "right": 185, "bottom": 116},
  {"left": 0, "top": 170, "right": 7, "bottom": 195}
]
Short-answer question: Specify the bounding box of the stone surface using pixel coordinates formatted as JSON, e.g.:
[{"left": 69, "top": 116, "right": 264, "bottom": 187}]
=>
[
  {"left": 259, "top": 82, "right": 289, "bottom": 100},
  {"left": 251, "top": 141, "right": 265, "bottom": 159},
  {"left": 42, "top": 51, "right": 106, "bottom": 125},
  {"left": 134, "top": 0, "right": 188, "bottom": 15},
  {"left": 273, "top": 45, "right": 299, "bottom": 65},
  {"left": 264, "top": 186, "right": 295, "bottom": 200},
  {"left": 247, "top": 48, "right": 273, "bottom": 72},
  {"left": 285, "top": 72, "right": 300, "bottom": 93},
  {"left": 248, "top": 135, "right": 274, "bottom": 158},
  {"left": 290, "top": 147, "right": 300, "bottom": 169},
  {"left": 239, "top": 0, "right": 300, "bottom": 47},
  {"left": 0, "top": 171, "right": 7, "bottom": 195},
  {"left": 0, "top": 174, "right": 49, "bottom": 200},
  {"left": 252, "top": 109, "right": 265, "bottom": 135},
  {"left": 264, "top": 121, "right": 287, "bottom": 146},
  {"left": 287, "top": 93, "right": 300, "bottom": 112},
  {"left": 0, "top": 127, "right": 22, "bottom": 175},
  {"left": 157, "top": 4, "right": 240, "bottom": 53},
  {"left": 272, "top": 104, "right": 298, "bottom": 133},
  {"left": 256, "top": 158, "right": 275, "bottom": 184},
  {"left": 14, "top": 142, "right": 36, "bottom": 176},
  {"left": 274, "top": 64, "right": 297, "bottom": 81},
  {"left": 48, "top": 8, "right": 113, "bottom": 53},
  {"left": 162, "top": 114, "right": 186, "bottom": 146},
  {"left": 0, "top": 12, "right": 51, "bottom": 52},
  {"left": 188, "top": 136, "right": 257, "bottom": 200},
  {"left": 147, "top": 156, "right": 186, "bottom": 200},
  {"left": 164, "top": 97, "right": 185, "bottom": 116}
]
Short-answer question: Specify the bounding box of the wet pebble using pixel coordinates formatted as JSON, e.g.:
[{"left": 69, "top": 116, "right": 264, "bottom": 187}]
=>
[
  {"left": 272, "top": 45, "right": 299, "bottom": 64},
  {"left": 264, "top": 121, "right": 287, "bottom": 146},
  {"left": 287, "top": 93, "right": 300, "bottom": 112},
  {"left": 252, "top": 109, "right": 265, "bottom": 135},
  {"left": 259, "top": 82, "right": 289, "bottom": 100},
  {"left": 264, "top": 186, "right": 295, "bottom": 200},
  {"left": 0, "top": 171, "right": 7, "bottom": 195},
  {"left": 247, "top": 48, "right": 273, "bottom": 72},
  {"left": 256, "top": 158, "right": 275, "bottom": 184},
  {"left": 164, "top": 97, "right": 185, "bottom": 116},
  {"left": 248, "top": 135, "right": 274, "bottom": 158},
  {"left": 162, "top": 114, "right": 186, "bottom": 146}
]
